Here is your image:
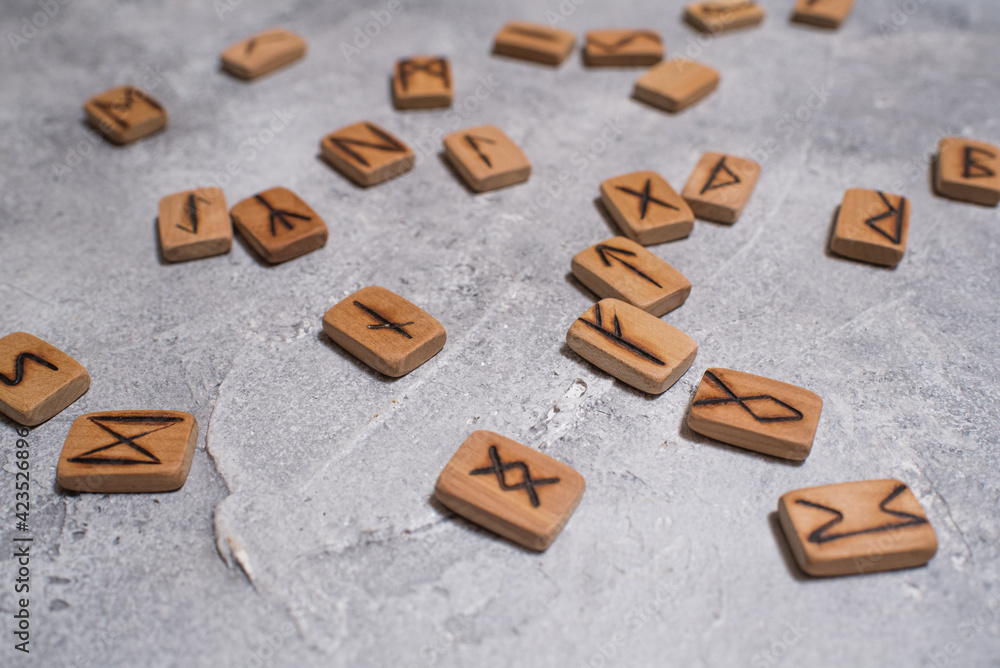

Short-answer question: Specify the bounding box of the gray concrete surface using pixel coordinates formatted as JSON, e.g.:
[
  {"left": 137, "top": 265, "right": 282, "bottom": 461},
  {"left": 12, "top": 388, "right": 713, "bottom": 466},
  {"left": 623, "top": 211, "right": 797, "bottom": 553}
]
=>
[{"left": 1, "top": 0, "right": 999, "bottom": 666}]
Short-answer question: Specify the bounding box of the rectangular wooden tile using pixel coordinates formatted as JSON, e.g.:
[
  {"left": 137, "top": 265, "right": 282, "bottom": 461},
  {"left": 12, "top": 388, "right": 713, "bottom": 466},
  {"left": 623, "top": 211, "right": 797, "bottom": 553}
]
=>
[
  {"left": 435, "top": 430, "right": 585, "bottom": 551},
  {"left": 685, "top": 1, "right": 766, "bottom": 33},
  {"left": 83, "top": 85, "right": 167, "bottom": 145},
  {"left": 220, "top": 28, "right": 306, "bottom": 80},
  {"left": 935, "top": 136, "right": 1000, "bottom": 206},
  {"left": 778, "top": 479, "right": 937, "bottom": 576},
  {"left": 571, "top": 237, "right": 691, "bottom": 317},
  {"left": 633, "top": 59, "right": 720, "bottom": 113},
  {"left": 492, "top": 21, "right": 576, "bottom": 65},
  {"left": 56, "top": 411, "right": 198, "bottom": 493},
  {"left": 566, "top": 299, "right": 697, "bottom": 394},
  {"left": 790, "top": 0, "right": 854, "bottom": 28},
  {"left": 230, "top": 187, "right": 327, "bottom": 264},
  {"left": 0, "top": 332, "right": 90, "bottom": 426},
  {"left": 830, "top": 188, "right": 909, "bottom": 267},
  {"left": 601, "top": 170, "right": 695, "bottom": 244},
  {"left": 688, "top": 368, "right": 822, "bottom": 460},
  {"left": 443, "top": 125, "right": 531, "bottom": 192},
  {"left": 321, "top": 121, "right": 415, "bottom": 187},
  {"left": 323, "top": 286, "right": 446, "bottom": 377},
  {"left": 681, "top": 152, "right": 760, "bottom": 223},
  {"left": 157, "top": 187, "right": 232, "bottom": 262},
  {"left": 584, "top": 30, "right": 663, "bottom": 67},
  {"left": 393, "top": 56, "right": 453, "bottom": 109}
]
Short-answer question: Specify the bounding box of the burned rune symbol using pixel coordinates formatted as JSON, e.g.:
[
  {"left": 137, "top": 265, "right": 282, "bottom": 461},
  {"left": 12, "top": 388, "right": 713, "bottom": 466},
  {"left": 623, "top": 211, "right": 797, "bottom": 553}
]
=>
[
  {"left": 693, "top": 370, "right": 803, "bottom": 422},
  {"left": 93, "top": 87, "right": 161, "bottom": 129},
  {"left": 470, "top": 445, "right": 559, "bottom": 508},
  {"left": 864, "top": 191, "right": 906, "bottom": 244},
  {"left": 244, "top": 32, "right": 287, "bottom": 55},
  {"left": 795, "top": 484, "right": 928, "bottom": 545},
  {"left": 0, "top": 353, "right": 58, "bottom": 387},
  {"left": 587, "top": 31, "right": 658, "bottom": 52},
  {"left": 464, "top": 134, "right": 497, "bottom": 167},
  {"left": 962, "top": 146, "right": 997, "bottom": 179},
  {"left": 594, "top": 244, "right": 663, "bottom": 288},
  {"left": 253, "top": 194, "right": 311, "bottom": 237},
  {"left": 506, "top": 25, "right": 560, "bottom": 41},
  {"left": 177, "top": 193, "right": 211, "bottom": 234},
  {"left": 353, "top": 301, "right": 414, "bottom": 339},
  {"left": 329, "top": 124, "right": 406, "bottom": 167},
  {"left": 700, "top": 1, "right": 754, "bottom": 15},
  {"left": 576, "top": 303, "right": 665, "bottom": 366},
  {"left": 700, "top": 155, "right": 741, "bottom": 194},
  {"left": 615, "top": 178, "right": 679, "bottom": 219},
  {"left": 398, "top": 57, "right": 450, "bottom": 91},
  {"left": 67, "top": 415, "right": 185, "bottom": 466}
]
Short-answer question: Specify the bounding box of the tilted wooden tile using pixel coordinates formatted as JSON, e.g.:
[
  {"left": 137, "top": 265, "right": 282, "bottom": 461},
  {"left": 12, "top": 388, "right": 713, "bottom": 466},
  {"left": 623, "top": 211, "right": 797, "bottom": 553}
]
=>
[
  {"left": 157, "top": 187, "right": 232, "bottom": 262},
  {"left": 571, "top": 237, "right": 691, "bottom": 317},
  {"left": 685, "top": 1, "right": 766, "bottom": 33},
  {"left": 492, "top": 21, "right": 576, "bottom": 65},
  {"left": 601, "top": 171, "right": 695, "bottom": 244},
  {"left": 230, "top": 187, "right": 327, "bottom": 264},
  {"left": 435, "top": 430, "right": 585, "bottom": 551},
  {"left": 633, "top": 59, "right": 720, "bottom": 113},
  {"left": 830, "top": 188, "right": 909, "bottom": 267},
  {"left": 0, "top": 333, "right": 90, "bottom": 426},
  {"left": 687, "top": 368, "right": 822, "bottom": 460},
  {"left": 392, "top": 56, "right": 453, "bottom": 109},
  {"left": 681, "top": 152, "right": 761, "bottom": 223},
  {"left": 322, "top": 286, "right": 446, "bottom": 377},
  {"left": 443, "top": 125, "right": 531, "bottom": 192},
  {"left": 778, "top": 479, "right": 937, "bottom": 576},
  {"left": 56, "top": 411, "right": 198, "bottom": 493},
  {"left": 584, "top": 30, "right": 663, "bottom": 67},
  {"left": 83, "top": 85, "right": 167, "bottom": 145},
  {"left": 935, "top": 137, "right": 1000, "bottom": 206},
  {"left": 320, "top": 121, "right": 415, "bottom": 187},
  {"left": 566, "top": 299, "right": 697, "bottom": 394},
  {"left": 220, "top": 28, "right": 306, "bottom": 80},
  {"left": 790, "top": 0, "right": 854, "bottom": 28}
]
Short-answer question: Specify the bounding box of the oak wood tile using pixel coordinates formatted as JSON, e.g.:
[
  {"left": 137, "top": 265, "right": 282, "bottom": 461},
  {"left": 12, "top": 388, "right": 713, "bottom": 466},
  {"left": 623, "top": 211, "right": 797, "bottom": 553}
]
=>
[
  {"left": 83, "top": 86, "right": 167, "bottom": 145},
  {"left": 790, "top": 0, "right": 855, "bottom": 28},
  {"left": 685, "top": 1, "right": 765, "bottom": 33},
  {"left": 830, "top": 188, "right": 909, "bottom": 267},
  {"left": 566, "top": 299, "right": 697, "bottom": 394},
  {"left": 157, "top": 187, "right": 232, "bottom": 262},
  {"left": 687, "top": 368, "right": 822, "bottom": 460},
  {"left": 320, "top": 121, "right": 416, "bottom": 187},
  {"left": 0, "top": 332, "right": 90, "bottom": 426},
  {"left": 56, "top": 411, "right": 198, "bottom": 493},
  {"left": 435, "top": 430, "right": 585, "bottom": 551},
  {"left": 584, "top": 30, "right": 663, "bottom": 67},
  {"left": 492, "top": 21, "right": 576, "bottom": 66},
  {"left": 220, "top": 28, "right": 306, "bottom": 80},
  {"left": 392, "top": 56, "right": 453, "bottom": 109},
  {"left": 681, "top": 152, "right": 760, "bottom": 223},
  {"left": 935, "top": 137, "right": 1000, "bottom": 206},
  {"left": 571, "top": 237, "right": 691, "bottom": 317},
  {"left": 443, "top": 125, "right": 531, "bottom": 192},
  {"left": 230, "top": 187, "right": 327, "bottom": 264},
  {"left": 322, "top": 286, "right": 446, "bottom": 377},
  {"left": 601, "top": 170, "right": 695, "bottom": 244},
  {"left": 633, "top": 59, "right": 719, "bottom": 113},
  {"left": 778, "top": 479, "right": 937, "bottom": 576}
]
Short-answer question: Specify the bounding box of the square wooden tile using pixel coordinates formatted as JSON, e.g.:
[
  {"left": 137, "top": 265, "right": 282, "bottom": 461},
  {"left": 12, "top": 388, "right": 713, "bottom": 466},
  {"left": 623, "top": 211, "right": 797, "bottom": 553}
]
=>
[
  {"left": 601, "top": 170, "right": 695, "bottom": 244},
  {"left": 443, "top": 125, "right": 531, "bottom": 192},
  {"left": 790, "top": 0, "right": 855, "bottom": 28},
  {"left": 0, "top": 332, "right": 90, "bottom": 426},
  {"left": 566, "top": 299, "right": 697, "bottom": 394},
  {"left": 157, "top": 187, "right": 232, "bottom": 262},
  {"left": 220, "top": 28, "right": 306, "bottom": 80},
  {"left": 935, "top": 137, "right": 1000, "bottom": 206},
  {"left": 687, "top": 368, "right": 823, "bottom": 460},
  {"left": 435, "top": 430, "right": 585, "bottom": 551},
  {"left": 633, "top": 59, "right": 719, "bottom": 113},
  {"left": 681, "top": 152, "right": 761, "bottom": 223},
  {"left": 230, "top": 187, "right": 327, "bottom": 264},
  {"left": 322, "top": 286, "right": 446, "bottom": 377},
  {"left": 584, "top": 30, "right": 663, "bottom": 67},
  {"left": 321, "top": 121, "right": 416, "bottom": 187},
  {"left": 830, "top": 188, "right": 909, "bottom": 267},
  {"left": 56, "top": 411, "right": 198, "bottom": 493},
  {"left": 392, "top": 56, "right": 453, "bottom": 109},
  {"left": 492, "top": 21, "right": 576, "bottom": 65},
  {"left": 685, "top": 1, "right": 766, "bottom": 33},
  {"left": 571, "top": 237, "right": 691, "bottom": 317},
  {"left": 778, "top": 479, "right": 937, "bottom": 576},
  {"left": 83, "top": 85, "right": 167, "bottom": 145}
]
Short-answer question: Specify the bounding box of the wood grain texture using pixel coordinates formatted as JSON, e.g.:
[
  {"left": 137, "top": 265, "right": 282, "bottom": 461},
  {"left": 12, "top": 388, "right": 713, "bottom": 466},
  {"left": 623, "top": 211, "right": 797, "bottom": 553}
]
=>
[
  {"left": 220, "top": 28, "right": 306, "bottom": 80},
  {"left": 443, "top": 125, "right": 531, "bottom": 192},
  {"left": 790, "top": 0, "right": 855, "bottom": 28},
  {"left": 392, "top": 56, "right": 453, "bottom": 109},
  {"left": 633, "top": 59, "right": 719, "bottom": 113},
  {"left": 0, "top": 332, "right": 90, "bottom": 426},
  {"left": 434, "top": 430, "right": 585, "bottom": 551},
  {"left": 321, "top": 121, "right": 416, "bottom": 187},
  {"left": 681, "top": 152, "right": 760, "bottom": 223},
  {"left": 492, "top": 21, "right": 576, "bottom": 66},
  {"left": 157, "top": 187, "right": 232, "bottom": 262},
  {"left": 935, "top": 136, "right": 1000, "bottom": 206},
  {"left": 601, "top": 170, "right": 694, "bottom": 244},
  {"left": 684, "top": 1, "right": 765, "bottom": 34},
  {"left": 56, "top": 410, "right": 198, "bottom": 493},
  {"left": 230, "top": 187, "right": 327, "bottom": 264},
  {"left": 83, "top": 85, "right": 167, "bottom": 145},
  {"left": 583, "top": 30, "right": 663, "bottom": 67},
  {"left": 778, "top": 479, "right": 937, "bottom": 577},
  {"left": 830, "top": 188, "right": 909, "bottom": 267}
]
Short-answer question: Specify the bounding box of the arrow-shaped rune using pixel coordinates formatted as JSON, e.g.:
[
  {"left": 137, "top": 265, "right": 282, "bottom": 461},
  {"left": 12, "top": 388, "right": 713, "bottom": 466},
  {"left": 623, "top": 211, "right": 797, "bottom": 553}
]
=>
[
  {"left": 864, "top": 191, "right": 906, "bottom": 244},
  {"left": 253, "top": 194, "right": 312, "bottom": 237},
  {"left": 595, "top": 244, "right": 663, "bottom": 288}
]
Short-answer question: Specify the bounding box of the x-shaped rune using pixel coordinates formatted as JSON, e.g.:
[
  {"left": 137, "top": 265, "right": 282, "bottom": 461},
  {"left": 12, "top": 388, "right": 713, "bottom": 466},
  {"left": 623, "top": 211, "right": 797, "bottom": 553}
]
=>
[
  {"left": 470, "top": 445, "right": 559, "bottom": 507},
  {"left": 577, "top": 303, "right": 665, "bottom": 366},
  {"left": 398, "top": 57, "right": 450, "bottom": 91},
  {"left": 796, "top": 484, "right": 928, "bottom": 545},
  {"left": 615, "top": 179, "right": 679, "bottom": 219},
  {"left": 254, "top": 194, "right": 312, "bottom": 237},
  {"left": 693, "top": 370, "right": 803, "bottom": 422},
  {"left": 67, "top": 416, "right": 185, "bottom": 465},
  {"left": 353, "top": 301, "right": 414, "bottom": 339},
  {"left": 864, "top": 191, "right": 906, "bottom": 244}
]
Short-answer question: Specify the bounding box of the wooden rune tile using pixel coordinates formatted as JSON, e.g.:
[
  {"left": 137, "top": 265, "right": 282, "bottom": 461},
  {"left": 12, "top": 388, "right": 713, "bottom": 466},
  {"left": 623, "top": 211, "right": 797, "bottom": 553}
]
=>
[
  {"left": 566, "top": 299, "right": 697, "bottom": 395},
  {"left": 681, "top": 152, "right": 761, "bottom": 224},
  {"left": 320, "top": 121, "right": 415, "bottom": 187},
  {"left": 790, "top": 0, "right": 855, "bottom": 28},
  {"left": 601, "top": 170, "right": 695, "bottom": 244},
  {"left": 687, "top": 368, "right": 822, "bottom": 460},
  {"left": 584, "top": 30, "right": 664, "bottom": 67},
  {"left": 935, "top": 137, "right": 1000, "bottom": 206},
  {"left": 571, "top": 237, "right": 691, "bottom": 317},
  {"left": 443, "top": 125, "right": 531, "bottom": 192},
  {"left": 56, "top": 411, "right": 198, "bottom": 493},
  {"left": 157, "top": 187, "right": 232, "bottom": 262},
  {"left": 778, "top": 479, "right": 937, "bottom": 577},
  {"left": 393, "top": 56, "right": 453, "bottom": 109},
  {"left": 633, "top": 59, "right": 720, "bottom": 113},
  {"left": 0, "top": 332, "right": 90, "bottom": 426},
  {"left": 83, "top": 85, "right": 167, "bottom": 145},
  {"left": 220, "top": 28, "right": 306, "bottom": 80},
  {"left": 230, "top": 187, "right": 327, "bottom": 264},
  {"left": 830, "top": 188, "right": 909, "bottom": 267},
  {"left": 322, "top": 286, "right": 446, "bottom": 377},
  {"left": 435, "top": 430, "right": 585, "bottom": 551},
  {"left": 685, "top": 1, "right": 766, "bottom": 33},
  {"left": 492, "top": 21, "right": 576, "bottom": 66}
]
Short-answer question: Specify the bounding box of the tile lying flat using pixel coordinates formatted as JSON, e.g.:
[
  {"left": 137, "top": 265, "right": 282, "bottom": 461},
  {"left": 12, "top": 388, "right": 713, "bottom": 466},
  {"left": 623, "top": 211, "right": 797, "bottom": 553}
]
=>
[{"left": 0, "top": 332, "right": 90, "bottom": 426}]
